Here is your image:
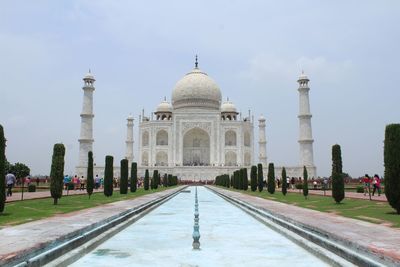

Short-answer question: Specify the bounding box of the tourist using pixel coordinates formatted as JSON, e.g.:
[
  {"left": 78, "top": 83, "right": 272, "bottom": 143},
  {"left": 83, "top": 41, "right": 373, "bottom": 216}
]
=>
[
  {"left": 72, "top": 175, "right": 79, "bottom": 190},
  {"left": 5, "top": 171, "right": 16, "bottom": 197},
  {"left": 372, "top": 174, "right": 381, "bottom": 196},
  {"left": 313, "top": 180, "right": 317, "bottom": 189},
  {"left": 25, "top": 176, "right": 31, "bottom": 186},
  {"left": 36, "top": 177, "right": 40, "bottom": 186},
  {"left": 290, "top": 177, "right": 295, "bottom": 189},
  {"left": 80, "top": 176, "right": 85, "bottom": 190},
  {"left": 363, "top": 174, "right": 371, "bottom": 196},
  {"left": 95, "top": 175, "right": 100, "bottom": 189},
  {"left": 64, "top": 175, "right": 70, "bottom": 190}
]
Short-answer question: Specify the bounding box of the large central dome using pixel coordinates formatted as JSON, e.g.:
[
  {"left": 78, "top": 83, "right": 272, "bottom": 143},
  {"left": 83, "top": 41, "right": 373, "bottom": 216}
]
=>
[{"left": 172, "top": 66, "right": 222, "bottom": 110}]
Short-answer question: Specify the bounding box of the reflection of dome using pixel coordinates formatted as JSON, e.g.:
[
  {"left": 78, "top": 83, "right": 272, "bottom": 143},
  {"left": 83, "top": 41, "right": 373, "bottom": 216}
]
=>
[
  {"left": 156, "top": 100, "right": 173, "bottom": 113},
  {"left": 221, "top": 100, "right": 237, "bottom": 113},
  {"left": 172, "top": 67, "right": 222, "bottom": 110}
]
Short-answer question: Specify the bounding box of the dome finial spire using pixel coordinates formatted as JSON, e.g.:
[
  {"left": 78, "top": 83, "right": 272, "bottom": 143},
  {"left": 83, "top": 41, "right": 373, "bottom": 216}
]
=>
[{"left": 195, "top": 54, "right": 198, "bottom": 68}]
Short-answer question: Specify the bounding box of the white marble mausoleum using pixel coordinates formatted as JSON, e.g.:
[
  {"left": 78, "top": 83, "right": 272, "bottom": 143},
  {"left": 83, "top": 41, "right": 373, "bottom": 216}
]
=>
[{"left": 75, "top": 58, "right": 316, "bottom": 180}]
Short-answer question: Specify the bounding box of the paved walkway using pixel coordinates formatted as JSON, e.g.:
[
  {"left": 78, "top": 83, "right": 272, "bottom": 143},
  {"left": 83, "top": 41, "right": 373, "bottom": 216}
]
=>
[
  {"left": 0, "top": 186, "right": 184, "bottom": 266},
  {"left": 210, "top": 186, "right": 400, "bottom": 266},
  {"left": 286, "top": 188, "right": 387, "bottom": 202},
  {"left": 5, "top": 188, "right": 112, "bottom": 202}
]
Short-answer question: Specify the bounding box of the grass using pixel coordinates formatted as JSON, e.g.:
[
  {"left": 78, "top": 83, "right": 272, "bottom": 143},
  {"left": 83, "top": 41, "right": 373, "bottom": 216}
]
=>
[
  {"left": 0, "top": 186, "right": 175, "bottom": 228},
  {"left": 220, "top": 187, "right": 400, "bottom": 228}
]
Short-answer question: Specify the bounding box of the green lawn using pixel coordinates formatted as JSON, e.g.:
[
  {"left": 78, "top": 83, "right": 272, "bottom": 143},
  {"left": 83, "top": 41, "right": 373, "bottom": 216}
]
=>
[
  {"left": 0, "top": 187, "right": 175, "bottom": 228},
  {"left": 220, "top": 187, "right": 400, "bottom": 228}
]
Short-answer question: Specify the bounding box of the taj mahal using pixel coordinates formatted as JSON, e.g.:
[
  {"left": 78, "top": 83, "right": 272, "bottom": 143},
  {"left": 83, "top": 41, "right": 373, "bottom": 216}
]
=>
[{"left": 75, "top": 57, "right": 316, "bottom": 180}]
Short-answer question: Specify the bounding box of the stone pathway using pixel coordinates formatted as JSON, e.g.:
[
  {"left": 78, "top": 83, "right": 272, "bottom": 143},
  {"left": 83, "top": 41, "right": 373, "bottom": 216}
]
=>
[
  {"left": 0, "top": 186, "right": 184, "bottom": 266},
  {"left": 286, "top": 188, "right": 387, "bottom": 202},
  {"left": 210, "top": 186, "right": 400, "bottom": 266},
  {"left": 5, "top": 188, "right": 114, "bottom": 202}
]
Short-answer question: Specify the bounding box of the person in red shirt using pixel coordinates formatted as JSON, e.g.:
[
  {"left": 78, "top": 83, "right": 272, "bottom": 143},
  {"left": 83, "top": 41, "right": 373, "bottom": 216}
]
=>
[
  {"left": 362, "top": 174, "right": 371, "bottom": 196},
  {"left": 372, "top": 174, "right": 381, "bottom": 196}
]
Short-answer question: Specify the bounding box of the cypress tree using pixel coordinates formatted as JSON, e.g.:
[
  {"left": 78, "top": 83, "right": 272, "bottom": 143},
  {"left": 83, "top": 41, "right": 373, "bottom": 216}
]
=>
[
  {"left": 104, "top": 155, "right": 114, "bottom": 197},
  {"left": 332, "top": 144, "right": 344, "bottom": 203},
  {"left": 0, "top": 125, "right": 6, "bottom": 213},
  {"left": 144, "top": 169, "right": 150, "bottom": 190},
  {"left": 303, "top": 166, "right": 309, "bottom": 199},
  {"left": 384, "top": 124, "right": 400, "bottom": 214},
  {"left": 50, "top": 143, "right": 65, "bottom": 205},
  {"left": 120, "top": 159, "right": 128, "bottom": 194},
  {"left": 267, "top": 163, "right": 275, "bottom": 194},
  {"left": 163, "top": 173, "right": 168, "bottom": 187},
  {"left": 130, "top": 162, "right": 137, "bottom": 192},
  {"left": 86, "top": 151, "right": 94, "bottom": 198},
  {"left": 250, "top": 165, "right": 257, "bottom": 192},
  {"left": 238, "top": 169, "right": 243, "bottom": 190},
  {"left": 168, "top": 174, "right": 173, "bottom": 187},
  {"left": 243, "top": 168, "right": 248, "bottom": 191},
  {"left": 257, "top": 163, "right": 264, "bottom": 192},
  {"left": 152, "top": 170, "right": 159, "bottom": 189},
  {"left": 281, "top": 167, "right": 287, "bottom": 196}
]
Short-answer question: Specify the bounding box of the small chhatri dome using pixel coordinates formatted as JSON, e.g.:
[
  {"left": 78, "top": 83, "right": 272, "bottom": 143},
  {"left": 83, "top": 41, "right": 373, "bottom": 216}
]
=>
[
  {"left": 156, "top": 99, "right": 173, "bottom": 113},
  {"left": 298, "top": 70, "right": 309, "bottom": 81},
  {"left": 84, "top": 69, "right": 95, "bottom": 80},
  {"left": 172, "top": 57, "right": 222, "bottom": 110},
  {"left": 127, "top": 114, "right": 134, "bottom": 120},
  {"left": 221, "top": 99, "right": 237, "bottom": 113},
  {"left": 258, "top": 114, "right": 266, "bottom": 121}
]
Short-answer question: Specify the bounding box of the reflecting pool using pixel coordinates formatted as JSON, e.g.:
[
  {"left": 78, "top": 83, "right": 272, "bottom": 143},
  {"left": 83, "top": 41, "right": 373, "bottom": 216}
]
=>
[{"left": 71, "top": 186, "right": 330, "bottom": 266}]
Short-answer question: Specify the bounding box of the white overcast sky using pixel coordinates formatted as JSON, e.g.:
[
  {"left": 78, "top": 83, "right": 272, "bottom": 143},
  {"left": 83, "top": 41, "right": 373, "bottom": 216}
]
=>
[{"left": 1, "top": 1, "right": 399, "bottom": 177}]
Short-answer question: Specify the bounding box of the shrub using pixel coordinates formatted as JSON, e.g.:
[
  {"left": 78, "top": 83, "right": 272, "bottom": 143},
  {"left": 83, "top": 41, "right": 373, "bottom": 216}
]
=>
[
  {"left": 282, "top": 167, "right": 287, "bottom": 196},
  {"left": 267, "top": 163, "right": 275, "bottom": 194},
  {"left": 120, "top": 159, "right": 128, "bottom": 194},
  {"left": 87, "top": 151, "right": 94, "bottom": 198},
  {"left": 67, "top": 183, "right": 74, "bottom": 190},
  {"left": 356, "top": 186, "right": 364, "bottom": 193},
  {"left": 130, "top": 162, "right": 137, "bottom": 192},
  {"left": 257, "top": 164, "right": 264, "bottom": 192},
  {"left": 303, "top": 166, "right": 308, "bottom": 199},
  {"left": 0, "top": 125, "right": 5, "bottom": 213},
  {"left": 50, "top": 144, "right": 65, "bottom": 205},
  {"left": 144, "top": 169, "right": 150, "bottom": 190},
  {"left": 28, "top": 184, "right": 36, "bottom": 192},
  {"left": 384, "top": 124, "right": 400, "bottom": 214},
  {"left": 332, "top": 144, "right": 344, "bottom": 203},
  {"left": 104, "top": 155, "right": 114, "bottom": 197},
  {"left": 295, "top": 183, "right": 303, "bottom": 190},
  {"left": 163, "top": 173, "right": 168, "bottom": 187}
]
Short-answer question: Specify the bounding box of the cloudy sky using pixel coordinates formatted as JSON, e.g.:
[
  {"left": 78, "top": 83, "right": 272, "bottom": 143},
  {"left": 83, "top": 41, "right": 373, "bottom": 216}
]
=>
[{"left": 1, "top": 1, "right": 399, "bottom": 177}]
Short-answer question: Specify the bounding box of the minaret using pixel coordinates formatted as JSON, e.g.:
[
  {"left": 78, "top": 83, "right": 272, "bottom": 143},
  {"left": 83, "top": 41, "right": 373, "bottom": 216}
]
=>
[
  {"left": 297, "top": 71, "right": 315, "bottom": 168},
  {"left": 125, "top": 114, "right": 134, "bottom": 165},
  {"left": 78, "top": 71, "right": 95, "bottom": 174},
  {"left": 258, "top": 115, "right": 267, "bottom": 168}
]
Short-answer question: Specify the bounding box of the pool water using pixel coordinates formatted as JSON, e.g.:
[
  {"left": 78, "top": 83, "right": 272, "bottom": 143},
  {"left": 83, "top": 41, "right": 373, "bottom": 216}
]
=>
[{"left": 71, "top": 186, "right": 330, "bottom": 266}]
